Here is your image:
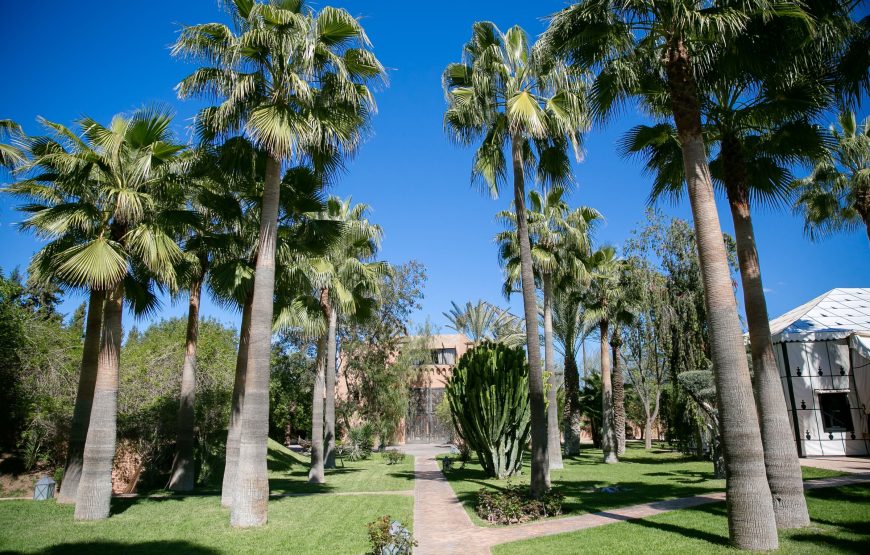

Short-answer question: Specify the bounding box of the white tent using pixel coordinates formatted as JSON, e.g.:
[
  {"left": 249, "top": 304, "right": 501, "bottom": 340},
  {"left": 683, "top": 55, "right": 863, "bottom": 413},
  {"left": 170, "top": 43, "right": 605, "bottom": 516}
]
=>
[{"left": 769, "top": 288, "right": 870, "bottom": 457}]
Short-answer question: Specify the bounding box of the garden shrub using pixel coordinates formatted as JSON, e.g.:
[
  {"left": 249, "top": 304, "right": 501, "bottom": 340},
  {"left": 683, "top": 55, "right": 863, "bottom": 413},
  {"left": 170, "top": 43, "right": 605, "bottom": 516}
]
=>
[
  {"left": 446, "top": 341, "right": 531, "bottom": 479},
  {"left": 343, "top": 423, "right": 374, "bottom": 461},
  {"left": 367, "top": 515, "right": 417, "bottom": 555},
  {"left": 382, "top": 449, "right": 406, "bottom": 465},
  {"left": 475, "top": 484, "right": 564, "bottom": 525}
]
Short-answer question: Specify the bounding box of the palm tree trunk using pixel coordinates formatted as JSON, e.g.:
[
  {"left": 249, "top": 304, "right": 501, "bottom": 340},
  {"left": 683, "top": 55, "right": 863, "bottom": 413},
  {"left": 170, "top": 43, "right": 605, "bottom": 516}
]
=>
[
  {"left": 600, "top": 320, "right": 617, "bottom": 464},
  {"left": 324, "top": 304, "right": 338, "bottom": 469},
  {"left": 563, "top": 349, "right": 582, "bottom": 456},
  {"left": 722, "top": 136, "right": 809, "bottom": 529},
  {"left": 222, "top": 288, "right": 253, "bottom": 507},
  {"left": 309, "top": 331, "right": 327, "bottom": 484},
  {"left": 74, "top": 281, "right": 123, "bottom": 521},
  {"left": 231, "top": 155, "right": 281, "bottom": 528},
  {"left": 611, "top": 335, "right": 625, "bottom": 457},
  {"left": 57, "top": 289, "right": 104, "bottom": 504},
  {"left": 542, "top": 274, "right": 563, "bottom": 469},
  {"left": 511, "top": 135, "right": 549, "bottom": 497},
  {"left": 169, "top": 276, "right": 202, "bottom": 492},
  {"left": 665, "top": 40, "right": 778, "bottom": 550}
]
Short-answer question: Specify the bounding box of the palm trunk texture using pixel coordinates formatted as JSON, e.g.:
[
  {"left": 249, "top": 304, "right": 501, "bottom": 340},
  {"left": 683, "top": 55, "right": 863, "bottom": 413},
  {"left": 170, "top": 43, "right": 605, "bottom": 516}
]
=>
[
  {"left": 542, "top": 274, "right": 563, "bottom": 469},
  {"left": 57, "top": 289, "right": 104, "bottom": 504},
  {"left": 600, "top": 320, "right": 618, "bottom": 464},
  {"left": 74, "top": 281, "right": 123, "bottom": 521},
  {"left": 324, "top": 304, "right": 338, "bottom": 470},
  {"left": 230, "top": 155, "right": 281, "bottom": 528},
  {"left": 309, "top": 331, "right": 328, "bottom": 484},
  {"left": 722, "top": 136, "right": 810, "bottom": 529},
  {"left": 512, "top": 135, "right": 550, "bottom": 497},
  {"left": 222, "top": 289, "right": 253, "bottom": 507},
  {"left": 665, "top": 40, "right": 778, "bottom": 550},
  {"left": 563, "top": 351, "right": 583, "bottom": 456},
  {"left": 611, "top": 335, "right": 626, "bottom": 457},
  {"left": 169, "top": 277, "right": 203, "bottom": 492}
]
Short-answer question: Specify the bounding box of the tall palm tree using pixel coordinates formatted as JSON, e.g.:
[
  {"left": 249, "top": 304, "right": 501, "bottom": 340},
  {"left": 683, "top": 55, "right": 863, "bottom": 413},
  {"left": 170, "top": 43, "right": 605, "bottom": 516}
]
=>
[
  {"left": 443, "top": 299, "right": 525, "bottom": 347},
  {"left": 582, "top": 247, "right": 634, "bottom": 462},
  {"left": 794, "top": 111, "right": 870, "bottom": 244},
  {"left": 497, "top": 187, "right": 599, "bottom": 469},
  {"left": 10, "top": 109, "right": 186, "bottom": 520},
  {"left": 173, "top": 0, "right": 384, "bottom": 527},
  {"left": 285, "top": 197, "right": 386, "bottom": 481},
  {"left": 552, "top": 285, "right": 589, "bottom": 456},
  {"left": 543, "top": 2, "right": 782, "bottom": 547},
  {"left": 444, "top": 20, "right": 589, "bottom": 491}
]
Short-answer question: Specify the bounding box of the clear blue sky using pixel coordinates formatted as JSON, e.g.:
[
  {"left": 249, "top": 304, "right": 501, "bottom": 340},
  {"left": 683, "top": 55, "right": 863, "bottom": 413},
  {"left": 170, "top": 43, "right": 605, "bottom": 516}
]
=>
[{"left": 1, "top": 0, "right": 868, "bottom": 335}]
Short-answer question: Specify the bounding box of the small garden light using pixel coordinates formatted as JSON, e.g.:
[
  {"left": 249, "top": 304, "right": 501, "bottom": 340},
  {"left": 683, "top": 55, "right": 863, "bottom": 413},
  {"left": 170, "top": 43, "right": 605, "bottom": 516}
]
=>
[{"left": 33, "top": 476, "right": 56, "bottom": 500}]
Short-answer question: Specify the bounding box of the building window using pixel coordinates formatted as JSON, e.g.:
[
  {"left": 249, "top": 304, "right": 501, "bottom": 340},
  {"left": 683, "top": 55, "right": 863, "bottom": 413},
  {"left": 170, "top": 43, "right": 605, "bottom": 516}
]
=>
[
  {"left": 818, "top": 392, "right": 854, "bottom": 433},
  {"left": 430, "top": 348, "right": 457, "bottom": 365}
]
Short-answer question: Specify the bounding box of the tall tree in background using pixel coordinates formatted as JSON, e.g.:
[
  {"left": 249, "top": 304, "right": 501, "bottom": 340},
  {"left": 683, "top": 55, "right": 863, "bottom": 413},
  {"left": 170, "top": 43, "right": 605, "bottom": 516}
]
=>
[
  {"left": 795, "top": 111, "right": 870, "bottom": 244},
  {"left": 544, "top": 1, "right": 781, "bottom": 546},
  {"left": 444, "top": 300, "right": 525, "bottom": 348},
  {"left": 497, "top": 187, "right": 599, "bottom": 469},
  {"left": 552, "top": 286, "right": 589, "bottom": 455},
  {"left": 444, "top": 22, "right": 589, "bottom": 495},
  {"left": 174, "top": 0, "right": 384, "bottom": 526},
  {"left": 11, "top": 109, "right": 186, "bottom": 520}
]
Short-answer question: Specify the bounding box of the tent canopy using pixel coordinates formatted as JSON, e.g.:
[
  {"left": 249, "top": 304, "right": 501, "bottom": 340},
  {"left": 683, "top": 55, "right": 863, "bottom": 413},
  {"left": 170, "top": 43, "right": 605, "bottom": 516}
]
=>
[{"left": 769, "top": 288, "right": 870, "bottom": 343}]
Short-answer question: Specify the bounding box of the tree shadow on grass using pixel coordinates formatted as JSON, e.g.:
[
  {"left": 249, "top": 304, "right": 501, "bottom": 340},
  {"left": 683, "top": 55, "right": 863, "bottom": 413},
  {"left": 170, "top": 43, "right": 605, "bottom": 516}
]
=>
[
  {"left": 1, "top": 540, "right": 220, "bottom": 555},
  {"left": 109, "top": 493, "right": 192, "bottom": 516},
  {"left": 789, "top": 532, "right": 869, "bottom": 553},
  {"left": 619, "top": 504, "right": 732, "bottom": 548},
  {"left": 642, "top": 469, "right": 714, "bottom": 484}
]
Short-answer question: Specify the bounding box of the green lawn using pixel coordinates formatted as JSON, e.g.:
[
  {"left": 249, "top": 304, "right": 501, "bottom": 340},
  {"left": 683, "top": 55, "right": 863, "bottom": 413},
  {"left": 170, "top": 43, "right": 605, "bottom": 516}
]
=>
[
  {"left": 266, "top": 440, "right": 415, "bottom": 494},
  {"left": 444, "top": 442, "right": 845, "bottom": 525},
  {"left": 493, "top": 484, "right": 870, "bottom": 554},
  {"left": 0, "top": 440, "right": 415, "bottom": 554},
  {"left": 0, "top": 493, "right": 412, "bottom": 554}
]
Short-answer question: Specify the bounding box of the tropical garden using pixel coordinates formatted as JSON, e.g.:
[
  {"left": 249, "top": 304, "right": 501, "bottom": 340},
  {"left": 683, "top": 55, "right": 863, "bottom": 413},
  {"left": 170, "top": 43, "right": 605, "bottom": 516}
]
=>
[{"left": 1, "top": 0, "right": 869, "bottom": 554}]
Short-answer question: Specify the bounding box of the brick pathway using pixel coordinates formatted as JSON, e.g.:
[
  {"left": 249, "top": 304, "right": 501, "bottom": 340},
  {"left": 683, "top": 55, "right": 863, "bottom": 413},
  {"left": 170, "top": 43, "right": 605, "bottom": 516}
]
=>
[
  {"left": 800, "top": 456, "right": 870, "bottom": 474},
  {"left": 412, "top": 450, "right": 870, "bottom": 555}
]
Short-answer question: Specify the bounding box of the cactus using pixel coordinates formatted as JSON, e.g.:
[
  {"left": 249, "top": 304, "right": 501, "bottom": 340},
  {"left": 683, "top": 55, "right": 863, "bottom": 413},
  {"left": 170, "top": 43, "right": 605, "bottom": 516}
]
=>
[{"left": 446, "top": 341, "right": 531, "bottom": 478}]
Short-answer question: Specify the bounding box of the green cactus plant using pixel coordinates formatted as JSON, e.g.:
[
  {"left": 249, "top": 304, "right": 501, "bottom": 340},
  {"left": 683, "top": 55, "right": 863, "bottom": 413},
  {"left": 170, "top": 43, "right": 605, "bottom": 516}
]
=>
[{"left": 446, "top": 341, "right": 531, "bottom": 478}]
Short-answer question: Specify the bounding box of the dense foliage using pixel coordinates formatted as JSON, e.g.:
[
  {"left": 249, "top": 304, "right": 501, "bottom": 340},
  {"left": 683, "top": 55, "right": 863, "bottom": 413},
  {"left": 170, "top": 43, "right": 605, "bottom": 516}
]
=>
[{"left": 475, "top": 484, "right": 564, "bottom": 525}]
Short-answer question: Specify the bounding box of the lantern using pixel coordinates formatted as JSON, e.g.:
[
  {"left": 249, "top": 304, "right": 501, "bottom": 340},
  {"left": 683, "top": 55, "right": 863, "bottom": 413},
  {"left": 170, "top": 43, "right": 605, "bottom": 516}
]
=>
[{"left": 33, "top": 476, "right": 56, "bottom": 500}]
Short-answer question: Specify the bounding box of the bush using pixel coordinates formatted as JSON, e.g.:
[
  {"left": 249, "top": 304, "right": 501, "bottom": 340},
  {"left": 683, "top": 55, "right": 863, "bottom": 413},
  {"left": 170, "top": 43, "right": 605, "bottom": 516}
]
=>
[
  {"left": 342, "top": 423, "right": 374, "bottom": 461},
  {"left": 446, "top": 341, "right": 531, "bottom": 479},
  {"left": 367, "top": 515, "right": 417, "bottom": 555},
  {"left": 475, "top": 484, "right": 564, "bottom": 525},
  {"left": 382, "top": 449, "right": 406, "bottom": 465}
]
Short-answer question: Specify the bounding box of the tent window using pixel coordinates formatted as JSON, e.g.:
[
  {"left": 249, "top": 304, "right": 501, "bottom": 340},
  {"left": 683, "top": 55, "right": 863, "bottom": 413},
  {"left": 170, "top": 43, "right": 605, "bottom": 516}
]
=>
[{"left": 818, "top": 393, "right": 854, "bottom": 433}]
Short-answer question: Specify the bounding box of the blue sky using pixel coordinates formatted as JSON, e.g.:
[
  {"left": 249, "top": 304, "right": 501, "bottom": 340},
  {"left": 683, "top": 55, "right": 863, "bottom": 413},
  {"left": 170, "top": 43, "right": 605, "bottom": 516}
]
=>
[{"left": 1, "top": 0, "right": 868, "bottom": 337}]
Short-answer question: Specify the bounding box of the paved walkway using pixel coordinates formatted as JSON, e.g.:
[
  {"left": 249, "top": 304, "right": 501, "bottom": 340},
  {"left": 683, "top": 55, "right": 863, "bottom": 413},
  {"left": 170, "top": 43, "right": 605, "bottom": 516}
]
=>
[
  {"left": 411, "top": 446, "right": 870, "bottom": 555},
  {"left": 800, "top": 455, "right": 870, "bottom": 474}
]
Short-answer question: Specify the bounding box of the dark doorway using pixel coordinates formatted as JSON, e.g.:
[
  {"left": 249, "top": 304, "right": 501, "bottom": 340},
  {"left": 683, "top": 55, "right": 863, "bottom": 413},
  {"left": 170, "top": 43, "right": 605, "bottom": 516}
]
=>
[
  {"left": 406, "top": 387, "right": 448, "bottom": 443},
  {"left": 818, "top": 392, "right": 854, "bottom": 432}
]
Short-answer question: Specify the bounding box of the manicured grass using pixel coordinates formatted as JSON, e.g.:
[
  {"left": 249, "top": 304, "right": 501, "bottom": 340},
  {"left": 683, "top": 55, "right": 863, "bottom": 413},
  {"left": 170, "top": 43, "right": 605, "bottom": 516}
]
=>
[
  {"left": 266, "top": 440, "right": 415, "bottom": 495},
  {"left": 493, "top": 484, "right": 870, "bottom": 554},
  {"left": 444, "top": 442, "right": 846, "bottom": 524},
  {"left": 0, "top": 440, "right": 415, "bottom": 554},
  {"left": 0, "top": 493, "right": 412, "bottom": 554}
]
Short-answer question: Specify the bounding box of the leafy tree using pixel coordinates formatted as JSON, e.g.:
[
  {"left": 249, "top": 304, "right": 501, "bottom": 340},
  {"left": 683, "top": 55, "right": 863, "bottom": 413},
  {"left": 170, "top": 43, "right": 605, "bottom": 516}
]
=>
[
  {"left": 444, "top": 22, "right": 589, "bottom": 497},
  {"left": 543, "top": 1, "right": 785, "bottom": 546},
  {"left": 269, "top": 332, "right": 315, "bottom": 445},
  {"left": 174, "top": 0, "right": 384, "bottom": 526}
]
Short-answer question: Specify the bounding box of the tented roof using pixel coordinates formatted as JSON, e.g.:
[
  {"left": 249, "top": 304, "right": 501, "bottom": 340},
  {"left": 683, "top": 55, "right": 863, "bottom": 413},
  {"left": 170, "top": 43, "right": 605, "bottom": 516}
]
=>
[{"left": 769, "top": 288, "right": 870, "bottom": 343}]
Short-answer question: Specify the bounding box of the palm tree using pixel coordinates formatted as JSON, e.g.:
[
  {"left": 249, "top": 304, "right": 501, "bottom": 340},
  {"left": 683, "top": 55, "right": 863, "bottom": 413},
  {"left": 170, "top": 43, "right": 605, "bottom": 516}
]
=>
[
  {"left": 443, "top": 300, "right": 525, "bottom": 347},
  {"left": 582, "top": 247, "right": 634, "bottom": 462},
  {"left": 10, "top": 109, "right": 186, "bottom": 520},
  {"left": 552, "top": 285, "right": 589, "bottom": 456},
  {"left": 286, "top": 197, "right": 387, "bottom": 481},
  {"left": 0, "top": 120, "right": 24, "bottom": 170},
  {"left": 543, "top": 2, "right": 781, "bottom": 547},
  {"left": 497, "top": 187, "right": 599, "bottom": 469},
  {"left": 173, "top": 0, "right": 384, "bottom": 526},
  {"left": 794, "top": 111, "right": 870, "bottom": 244},
  {"left": 444, "top": 22, "right": 588, "bottom": 492}
]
